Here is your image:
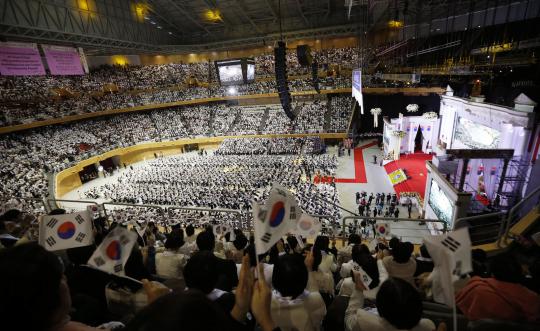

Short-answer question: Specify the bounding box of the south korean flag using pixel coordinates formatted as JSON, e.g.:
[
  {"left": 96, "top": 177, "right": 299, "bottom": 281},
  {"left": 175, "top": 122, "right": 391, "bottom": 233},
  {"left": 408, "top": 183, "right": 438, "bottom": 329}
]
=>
[
  {"left": 39, "top": 211, "right": 94, "bottom": 251},
  {"left": 294, "top": 213, "right": 321, "bottom": 239},
  {"left": 87, "top": 226, "right": 137, "bottom": 275},
  {"left": 253, "top": 184, "right": 300, "bottom": 254},
  {"left": 376, "top": 223, "right": 390, "bottom": 237}
]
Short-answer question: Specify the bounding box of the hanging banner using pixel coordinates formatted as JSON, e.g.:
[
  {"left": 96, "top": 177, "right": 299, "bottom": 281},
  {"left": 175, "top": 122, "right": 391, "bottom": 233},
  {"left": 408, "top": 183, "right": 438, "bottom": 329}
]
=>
[
  {"left": 352, "top": 68, "right": 364, "bottom": 114},
  {"left": 0, "top": 42, "right": 46, "bottom": 76},
  {"left": 43, "top": 44, "right": 84, "bottom": 75}
]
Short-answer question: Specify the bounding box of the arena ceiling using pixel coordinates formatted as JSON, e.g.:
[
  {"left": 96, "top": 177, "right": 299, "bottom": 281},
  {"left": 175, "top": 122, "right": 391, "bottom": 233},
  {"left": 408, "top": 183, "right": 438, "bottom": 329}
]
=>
[{"left": 0, "top": 0, "right": 538, "bottom": 54}]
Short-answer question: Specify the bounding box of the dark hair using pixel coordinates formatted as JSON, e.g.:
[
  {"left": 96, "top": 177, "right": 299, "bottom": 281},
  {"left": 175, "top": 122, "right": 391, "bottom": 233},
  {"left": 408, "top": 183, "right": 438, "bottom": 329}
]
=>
[
  {"left": 352, "top": 244, "right": 380, "bottom": 289},
  {"left": 196, "top": 230, "right": 215, "bottom": 251},
  {"left": 470, "top": 249, "right": 489, "bottom": 277},
  {"left": 490, "top": 254, "right": 523, "bottom": 283},
  {"left": 286, "top": 235, "right": 298, "bottom": 251},
  {"left": 185, "top": 224, "right": 195, "bottom": 237},
  {"left": 312, "top": 235, "right": 330, "bottom": 271},
  {"left": 419, "top": 244, "right": 431, "bottom": 259},
  {"left": 48, "top": 208, "right": 66, "bottom": 215},
  {"left": 389, "top": 237, "right": 400, "bottom": 252},
  {"left": 393, "top": 242, "right": 413, "bottom": 264},
  {"left": 314, "top": 235, "right": 330, "bottom": 252},
  {"left": 272, "top": 254, "right": 308, "bottom": 298},
  {"left": 472, "top": 248, "right": 487, "bottom": 262},
  {"left": 0, "top": 243, "right": 64, "bottom": 331},
  {"left": 165, "top": 230, "right": 184, "bottom": 250},
  {"left": 123, "top": 291, "right": 225, "bottom": 331},
  {"left": 184, "top": 251, "right": 218, "bottom": 294},
  {"left": 232, "top": 233, "right": 248, "bottom": 251},
  {"left": 0, "top": 209, "right": 21, "bottom": 221},
  {"left": 348, "top": 233, "right": 361, "bottom": 245},
  {"left": 376, "top": 278, "right": 423, "bottom": 329}
]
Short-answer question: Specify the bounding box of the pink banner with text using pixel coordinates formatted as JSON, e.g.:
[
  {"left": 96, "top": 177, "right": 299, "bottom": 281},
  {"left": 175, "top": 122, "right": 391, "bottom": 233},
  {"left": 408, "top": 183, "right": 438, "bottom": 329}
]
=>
[
  {"left": 43, "top": 45, "right": 84, "bottom": 75},
  {"left": 0, "top": 42, "right": 45, "bottom": 76}
]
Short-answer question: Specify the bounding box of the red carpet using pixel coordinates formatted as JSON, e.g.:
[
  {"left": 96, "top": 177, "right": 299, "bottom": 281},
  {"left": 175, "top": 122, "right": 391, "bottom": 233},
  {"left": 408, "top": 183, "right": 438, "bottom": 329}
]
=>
[
  {"left": 334, "top": 140, "right": 379, "bottom": 183},
  {"left": 383, "top": 153, "right": 433, "bottom": 198}
]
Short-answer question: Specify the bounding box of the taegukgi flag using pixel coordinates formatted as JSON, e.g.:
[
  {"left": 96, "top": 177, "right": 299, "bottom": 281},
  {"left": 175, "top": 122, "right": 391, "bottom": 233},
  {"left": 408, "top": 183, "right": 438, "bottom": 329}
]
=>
[
  {"left": 294, "top": 213, "right": 321, "bottom": 239},
  {"left": 376, "top": 223, "right": 390, "bottom": 237},
  {"left": 253, "top": 184, "right": 300, "bottom": 254},
  {"left": 423, "top": 227, "right": 472, "bottom": 306},
  {"left": 87, "top": 226, "right": 137, "bottom": 275},
  {"left": 39, "top": 211, "right": 94, "bottom": 251}
]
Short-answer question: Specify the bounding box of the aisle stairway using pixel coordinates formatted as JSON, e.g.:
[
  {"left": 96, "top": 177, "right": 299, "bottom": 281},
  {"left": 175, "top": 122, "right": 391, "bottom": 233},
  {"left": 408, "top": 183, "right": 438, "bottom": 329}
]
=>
[
  {"left": 228, "top": 108, "right": 242, "bottom": 134},
  {"left": 323, "top": 96, "right": 332, "bottom": 131},
  {"left": 455, "top": 186, "right": 540, "bottom": 252},
  {"left": 207, "top": 107, "right": 216, "bottom": 135},
  {"left": 258, "top": 107, "right": 270, "bottom": 133}
]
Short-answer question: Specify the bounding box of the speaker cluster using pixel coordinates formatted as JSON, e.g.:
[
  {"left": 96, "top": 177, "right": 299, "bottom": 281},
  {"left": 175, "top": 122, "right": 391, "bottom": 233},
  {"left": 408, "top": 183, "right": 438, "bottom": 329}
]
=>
[{"left": 274, "top": 41, "right": 295, "bottom": 120}]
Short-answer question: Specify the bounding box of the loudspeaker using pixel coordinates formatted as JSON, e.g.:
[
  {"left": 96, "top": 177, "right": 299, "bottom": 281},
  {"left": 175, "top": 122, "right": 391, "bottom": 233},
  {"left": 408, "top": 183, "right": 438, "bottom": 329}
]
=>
[
  {"left": 275, "top": 41, "right": 295, "bottom": 121},
  {"left": 311, "top": 60, "right": 320, "bottom": 93},
  {"left": 296, "top": 45, "right": 312, "bottom": 66}
]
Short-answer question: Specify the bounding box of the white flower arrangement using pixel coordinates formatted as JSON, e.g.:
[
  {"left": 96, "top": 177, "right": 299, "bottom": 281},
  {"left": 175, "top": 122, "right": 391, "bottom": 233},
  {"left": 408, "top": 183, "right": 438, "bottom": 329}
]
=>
[
  {"left": 392, "top": 130, "right": 407, "bottom": 138},
  {"left": 422, "top": 111, "right": 438, "bottom": 119},
  {"left": 370, "top": 108, "right": 382, "bottom": 115},
  {"left": 406, "top": 104, "right": 419, "bottom": 112}
]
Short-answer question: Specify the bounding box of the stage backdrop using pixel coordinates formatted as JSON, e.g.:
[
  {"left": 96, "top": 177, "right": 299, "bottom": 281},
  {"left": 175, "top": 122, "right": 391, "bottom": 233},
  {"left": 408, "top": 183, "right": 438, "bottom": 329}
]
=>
[
  {"left": 0, "top": 42, "right": 45, "bottom": 76},
  {"left": 43, "top": 45, "right": 84, "bottom": 75},
  {"left": 353, "top": 93, "right": 441, "bottom": 135}
]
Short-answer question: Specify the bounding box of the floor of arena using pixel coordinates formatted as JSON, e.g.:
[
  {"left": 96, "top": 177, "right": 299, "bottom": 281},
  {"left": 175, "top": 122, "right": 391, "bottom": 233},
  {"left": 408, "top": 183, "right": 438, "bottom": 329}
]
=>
[{"left": 61, "top": 140, "right": 431, "bottom": 243}]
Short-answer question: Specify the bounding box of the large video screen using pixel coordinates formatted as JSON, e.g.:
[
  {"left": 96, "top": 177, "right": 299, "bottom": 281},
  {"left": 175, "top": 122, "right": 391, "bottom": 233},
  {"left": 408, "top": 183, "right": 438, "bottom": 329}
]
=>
[
  {"left": 453, "top": 117, "right": 501, "bottom": 149},
  {"left": 216, "top": 60, "right": 243, "bottom": 86},
  {"left": 428, "top": 179, "right": 454, "bottom": 226}
]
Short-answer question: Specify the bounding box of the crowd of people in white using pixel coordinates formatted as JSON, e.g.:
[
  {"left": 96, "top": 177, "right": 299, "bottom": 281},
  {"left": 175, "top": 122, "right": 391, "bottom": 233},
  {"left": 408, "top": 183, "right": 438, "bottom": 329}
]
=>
[
  {"left": 0, "top": 46, "right": 359, "bottom": 126},
  {"left": 0, "top": 101, "right": 350, "bottom": 208},
  {"left": 83, "top": 138, "right": 340, "bottom": 226},
  {"left": 328, "top": 96, "right": 353, "bottom": 132}
]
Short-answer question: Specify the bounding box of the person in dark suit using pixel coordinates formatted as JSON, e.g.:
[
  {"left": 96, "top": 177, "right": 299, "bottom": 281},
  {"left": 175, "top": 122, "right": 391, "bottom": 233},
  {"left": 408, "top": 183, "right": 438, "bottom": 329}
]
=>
[{"left": 196, "top": 230, "right": 238, "bottom": 292}]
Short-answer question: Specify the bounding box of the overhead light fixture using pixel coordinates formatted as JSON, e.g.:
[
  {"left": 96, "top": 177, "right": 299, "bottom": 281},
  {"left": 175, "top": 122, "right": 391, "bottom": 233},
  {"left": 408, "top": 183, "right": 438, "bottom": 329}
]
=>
[
  {"left": 78, "top": 0, "right": 89, "bottom": 11},
  {"left": 150, "top": 21, "right": 156, "bottom": 25},
  {"left": 134, "top": 3, "right": 148, "bottom": 22},
  {"left": 168, "top": 31, "right": 173, "bottom": 35},
  {"left": 388, "top": 20, "right": 404, "bottom": 28},
  {"left": 157, "top": 26, "right": 162, "bottom": 29},
  {"left": 204, "top": 9, "right": 222, "bottom": 22}
]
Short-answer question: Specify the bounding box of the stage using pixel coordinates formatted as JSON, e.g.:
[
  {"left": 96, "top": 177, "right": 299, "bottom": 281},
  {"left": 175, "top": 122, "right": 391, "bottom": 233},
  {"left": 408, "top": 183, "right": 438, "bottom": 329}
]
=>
[{"left": 383, "top": 152, "right": 433, "bottom": 199}]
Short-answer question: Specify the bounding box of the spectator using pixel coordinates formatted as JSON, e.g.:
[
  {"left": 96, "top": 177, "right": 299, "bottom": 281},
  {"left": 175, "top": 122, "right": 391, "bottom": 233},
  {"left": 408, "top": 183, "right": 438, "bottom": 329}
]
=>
[
  {"left": 0, "top": 243, "right": 111, "bottom": 331},
  {"left": 345, "top": 277, "right": 436, "bottom": 331},
  {"left": 155, "top": 231, "right": 188, "bottom": 279},
  {"left": 456, "top": 254, "right": 540, "bottom": 322},
  {"left": 382, "top": 241, "right": 417, "bottom": 287},
  {"left": 271, "top": 253, "right": 327, "bottom": 331},
  {"left": 196, "top": 230, "right": 238, "bottom": 292}
]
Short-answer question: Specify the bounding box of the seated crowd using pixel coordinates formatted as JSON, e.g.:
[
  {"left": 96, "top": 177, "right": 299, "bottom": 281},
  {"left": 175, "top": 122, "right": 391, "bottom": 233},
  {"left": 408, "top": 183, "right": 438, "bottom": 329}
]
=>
[
  {"left": 0, "top": 101, "right": 350, "bottom": 207},
  {"left": 1, "top": 205, "right": 539, "bottom": 331},
  {"left": 0, "top": 44, "right": 361, "bottom": 127},
  {"left": 82, "top": 138, "right": 340, "bottom": 225}
]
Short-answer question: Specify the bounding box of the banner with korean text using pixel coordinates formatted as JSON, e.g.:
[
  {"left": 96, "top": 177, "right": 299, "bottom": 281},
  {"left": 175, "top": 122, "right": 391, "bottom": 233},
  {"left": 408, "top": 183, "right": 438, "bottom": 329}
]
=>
[
  {"left": 0, "top": 42, "right": 45, "bottom": 76},
  {"left": 43, "top": 44, "right": 85, "bottom": 75}
]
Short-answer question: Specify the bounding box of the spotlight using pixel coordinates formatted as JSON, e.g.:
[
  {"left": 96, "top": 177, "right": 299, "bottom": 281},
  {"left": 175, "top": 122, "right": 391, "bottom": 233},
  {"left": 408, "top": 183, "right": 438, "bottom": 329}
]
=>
[{"left": 227, "top": 86, "right": 237, "bottom": 95}]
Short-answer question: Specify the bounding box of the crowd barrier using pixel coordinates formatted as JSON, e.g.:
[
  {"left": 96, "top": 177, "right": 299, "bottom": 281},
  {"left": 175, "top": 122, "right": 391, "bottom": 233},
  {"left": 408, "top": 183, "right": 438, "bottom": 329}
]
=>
[{"left": 340, "top": 215, "right": 448, "bottom": 244}]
